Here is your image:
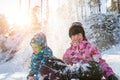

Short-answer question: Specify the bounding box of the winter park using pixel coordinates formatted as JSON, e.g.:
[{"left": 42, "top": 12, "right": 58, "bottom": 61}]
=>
[{"left": 0, "top": 0, "right": 120, "bottom": 80}]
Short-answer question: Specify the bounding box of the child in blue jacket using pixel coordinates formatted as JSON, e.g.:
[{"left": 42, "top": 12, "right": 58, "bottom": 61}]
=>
[{"left": 27, "top": 32, "right": 53, "bottom": 80}]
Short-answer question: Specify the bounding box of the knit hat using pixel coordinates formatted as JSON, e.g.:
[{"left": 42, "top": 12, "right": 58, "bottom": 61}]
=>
[{"left": 31, "top": 32, "right": 47, "bottom": 48}]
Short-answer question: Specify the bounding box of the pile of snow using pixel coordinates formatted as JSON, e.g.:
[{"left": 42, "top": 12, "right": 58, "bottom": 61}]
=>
[
  {"left": 0, "top": 32, "right": 33, "bottom": 80},
  {"left": 0, "top": 31, "right": 25, "bottom": 64},
  {"left": 102, "top": 44, "right": 120, "bottom": 76},
  {"left": 0, "top": 32, "right": 120, "bottom": 80}
]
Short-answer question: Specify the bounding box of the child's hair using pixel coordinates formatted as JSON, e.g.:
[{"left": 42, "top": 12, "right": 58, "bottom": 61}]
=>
[
  {"left": 30, "top": 32, "right": 47, "bottom": 48},
  {"left": 69, "top": 22, "right": 85, "bottom": 38}
]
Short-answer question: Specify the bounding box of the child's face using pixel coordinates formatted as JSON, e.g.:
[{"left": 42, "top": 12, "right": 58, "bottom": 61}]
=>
[
  {"left": 71, "top": 33, "right": 83, "bottom": 43},
  {"left": 31, "top": 43, "right": 41, "bottom": 54}
]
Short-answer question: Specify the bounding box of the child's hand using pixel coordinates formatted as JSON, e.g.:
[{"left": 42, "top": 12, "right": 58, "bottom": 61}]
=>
[
  {"left": 28, "top": 76, "right": 34, "bottom": 80},
  {"left": 65, "top": 57, "right": 74, "bottom": 65},
  {"left": 108, "top": 75, "right": 118, "bottom": 80}
]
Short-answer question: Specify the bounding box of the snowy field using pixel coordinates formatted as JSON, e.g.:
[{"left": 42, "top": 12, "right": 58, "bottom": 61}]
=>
[{"left": 0, "top": 41, "right": 120, "bottom": 80}]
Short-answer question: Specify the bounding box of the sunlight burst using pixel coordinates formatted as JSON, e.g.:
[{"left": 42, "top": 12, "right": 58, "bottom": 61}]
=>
[{"left": 7, "top": 11, "right": 31, "bottom": 28}]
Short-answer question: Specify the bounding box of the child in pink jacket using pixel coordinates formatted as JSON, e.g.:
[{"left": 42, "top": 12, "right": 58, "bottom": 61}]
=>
[{"left": 63, "top": 22, "right": 118, "bottom": 80}]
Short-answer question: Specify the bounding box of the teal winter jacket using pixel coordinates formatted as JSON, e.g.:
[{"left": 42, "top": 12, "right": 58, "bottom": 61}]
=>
[{"left": 29, "top": 47, "right": 53, "bottom": 76}]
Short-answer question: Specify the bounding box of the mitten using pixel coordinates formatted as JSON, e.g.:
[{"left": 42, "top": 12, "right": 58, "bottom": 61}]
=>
[
  {"left": 108, "top": 75, "right": 118, "bottom": 80},
  {"left": 27, "top": 75, "right": 34, "bottom": 80},
  {"left": 27, "top": 73, "right": 34, "bottom": 80}
]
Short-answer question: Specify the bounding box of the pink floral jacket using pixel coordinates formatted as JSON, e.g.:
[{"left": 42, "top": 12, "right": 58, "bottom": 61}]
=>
[{"left": 63, "top": 40, "right": 114, "bottom": 78}]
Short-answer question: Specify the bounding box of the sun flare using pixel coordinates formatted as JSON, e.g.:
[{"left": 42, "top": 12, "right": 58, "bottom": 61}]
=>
[{"left": 7, "top": 11, "right": 31, "bottom": 27}]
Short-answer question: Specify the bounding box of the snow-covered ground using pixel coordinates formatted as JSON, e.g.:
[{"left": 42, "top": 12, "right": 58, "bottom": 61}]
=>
[
  {"left": 102, "top": 44, "right": 120, "bottom": 76},
  {"left": 0, "top": 34, "right": 120, "bottom": 80},
  {"left": 0, "top": 33, "right": 32, "bottom": 80}
]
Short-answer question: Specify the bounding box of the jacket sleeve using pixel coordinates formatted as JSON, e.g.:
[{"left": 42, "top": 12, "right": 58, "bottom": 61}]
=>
[
  {"left": 29, "top": 54, "right": 41, "bottom": 76},
  {"left": 91, "top": 46, "right": 114, "bottom": 79},
  {"left": 63, "top": 49, "right": 73, "bottom": 65},
  {"left": 41, "top": 47, "right": 53, "bottom": 64},
  {"left": 44, "top": 47, "right": 53, "bottom": 57}
]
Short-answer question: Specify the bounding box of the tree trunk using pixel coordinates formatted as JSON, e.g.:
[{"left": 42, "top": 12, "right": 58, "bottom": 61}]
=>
[
  {"left": 19, "top": 0, "right": 21, "bottom": 10},
  {"left": 118, "top": 0, "right": 120, "bottom": 13},
  {"left": 98, "top": 0, "right": 101, "bottom": 13},
  {"left": 28, "top": 0, "right": 31, "bottom": 12},
  {"left": 46, "top": 0, "right": 49, "bottom": 20},
  {"left": 41, "top": 0, "right": 43, "bottom": 20}
]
